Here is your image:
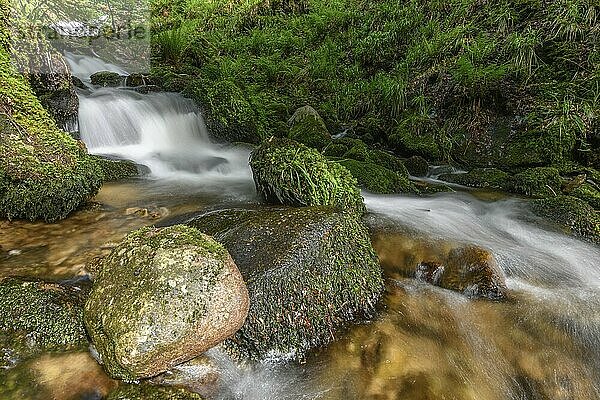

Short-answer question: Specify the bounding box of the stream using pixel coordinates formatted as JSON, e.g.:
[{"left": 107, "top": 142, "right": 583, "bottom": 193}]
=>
[{"left": 1, "top": 55, "right": 599, "bottom": 400}]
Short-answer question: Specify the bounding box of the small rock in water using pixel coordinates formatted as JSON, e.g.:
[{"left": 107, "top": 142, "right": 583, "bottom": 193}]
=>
[{"left": 150, "top": 354, "right": 220, "bottom": 397}]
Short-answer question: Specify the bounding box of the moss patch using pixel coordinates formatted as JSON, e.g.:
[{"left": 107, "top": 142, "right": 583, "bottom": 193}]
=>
[
  {"left": 531, "top": 196, "right": 600, "bottom": 243},
  {"left": 92, "top": 156, "right": 141, "bottom": 182},
  {"left": 250, "top": 137, "right": 364, "bottom": 213},
  {"left": 288, "top": 105, "right": 331, "bottom": 149},
  {"left": 338, "top": 159, "right": 417, "bottom": 194},
  {"left": 570, "top": 183, "right": 600, "bottom": 210},
  {"left": 510, "top": 167, "right": 562, "bottom": 198},
  {"left": 440, "top": 168, "right": 510, "bottom": 190},
  {"left": 107, "top": 384, "right": 203, "bottom": 400},
  {"left": 403, "top": 155, "right": 429, "bottom": 177}
]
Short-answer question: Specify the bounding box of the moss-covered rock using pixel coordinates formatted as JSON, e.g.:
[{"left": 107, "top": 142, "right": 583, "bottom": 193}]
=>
[
  {"left": 510, "top": 167, "right": 562, "bottom": 198},
  {"left": 338, "top": 159, "right": 418, "bottom": 194},
  {"left": 106, "top": 384, "right": 203, "bottom": 400},
  {"left": 0, "top": 277, "right": 88, "bottom": 357},
  {"left": 531, "top": 196, "right": 600, "bottom": 243},
  {"left": 389, "top": 128, "right": 441, "bottom": 160},
  {"left": 90, "top": 71, "right": 125, "bottom": 87},
  {"left": 84, "top": 225, "right": 249, "bottom": 381},
  {"left": 92, "top": 156, "right": 143, "bottom": 182},
  {"left": 250, "top": 137, "right": 364, "bottom": 213},
  {"left": 288, "top": 105, "right": 331, "bottom": 149},
  {"left": 570, "top": 183, "right": 600, "bottom": 210},
  {"left": 365, "top": 149, "right": 408, "bottom": 175},
  {"left": 403, "top": 155, "right": 430, "bottom": 177},
  {"left": 439, "top": 168, "right": 510, "bottom": 190},
  {"left": 186, "top": 206, "right": 384, "bottom": 360},
  {"left": 0, "top": 23, "right": 102, "bottom": 222}
]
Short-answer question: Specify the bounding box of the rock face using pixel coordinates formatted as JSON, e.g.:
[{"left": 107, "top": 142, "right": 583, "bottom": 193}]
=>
[
  {"left": 186, "top": 206, "right": 384, "bottom": 360},
  {"left": 288, "top": 105, "right": 331, "bottom": 149},
  {"left": 0, "top": 277, "right": 88, "bottom": 357},
  {"left": 250, "top": 137, "right": 365, "bottom": 213},
  {"left": 84, "top": 225, "right": 249, "bottom": 381},
  {"left": 416, "top": 246, "right": 507, "bottom": 300}
]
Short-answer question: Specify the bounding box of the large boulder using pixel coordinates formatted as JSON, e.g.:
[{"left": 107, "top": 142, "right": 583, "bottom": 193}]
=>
[
  {"left": 0, "top": 277, "right": 88, "bottom": 365},
  {"left": 185, "top": 206, "right": 384, "bottom": 360},
  {"left": 84, "top": 225, "right": 249, "bottom": 381},
  {"left": 531, "top": 195, "right": 600, "bottom": 243},
  {"left": 287, "top": 105, "right": 331, "bottom": 149},
  {"left": 249, "top": 137, "right": 364, "bottom": 213},
  {"left": 0, "top": 21, "right": 102, "bottom": 222}
]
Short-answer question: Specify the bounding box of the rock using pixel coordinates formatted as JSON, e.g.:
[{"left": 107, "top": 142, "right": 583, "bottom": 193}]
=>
[
  {"left": 388, "top": 127, "right": 441, "bottom": 160},
  {"left": 337, "top": 159, "right": 418, "bottom": 194},
  {"left": 439, "top": 168, "right": 510, "bottom": 190},
  {"left": 90, "top": 71, "right": 125, "bottom": 87},
  {"left": 403, "top": 155, "right": 430, "bottom": 177},
  {"left": 562, "top": 174, "right": 587, "bottom": 194},
  {"left": 288, "top": 105, "right": 331, "bottom": 149},
  {"left": 124, "top": 73, "right": 149, "bottom": 87},
  {"left": 510, "top": 167, "right": 562, "bottom": 198},
  {"left": 0, "top": 277, "right": 88, "bottom": 355},
  {"left": 417, "top": 246, "right": 507, "bottom": 300},
  {"left": 531, "top": 195, "right": 600, "bottom": 243},
  {"left": 124, "top": 206, "right": 170, "bottom": 220},
  {"left": 186, "top": 206, "right": 384, "bottom": 360},
  {"left": 92, "top": 155, "right": 142, "bottom": 181},
  {"left": 366, "top": 149, "right": 409, "bottom": 174},
  {"left": 570, "top": 183, "right": 600, "bottom": 210},
  {"left": 84, "top": 225, "right": 249, "bottom": 381},
  {"left": 151, "top": 355, "right": 219, "bottom": 397},
  {"left": 106, "top": 384, "right": 203, "bottom": 400},
  {"left": 0, "top": 37, "right": 102, "bottom": 222},
  {"left": 249, "top": 137, "right": 364, "bottom": 213}
]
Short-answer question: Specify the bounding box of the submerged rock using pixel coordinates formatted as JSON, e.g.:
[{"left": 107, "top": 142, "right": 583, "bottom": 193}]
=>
[
  {"left": 0, "top": 277, "right": 88, "bottom": 360},
  {"left": 250, "top": 137, "right": 364, "bottom": 213},
  {"left": 288, "top": 105, "right": 331, "bottom": 149},
  {"left": 84, "top": 225, "right": 249, "bottom": 381},
  {"left": 106, "top": 383, "right": 203, "bottom": 400},
  {"left": 186, "top": 206, "right": 384, "bottom": 360}
]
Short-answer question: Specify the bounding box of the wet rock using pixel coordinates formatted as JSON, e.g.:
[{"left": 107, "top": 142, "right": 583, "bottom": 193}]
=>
[
  {"left": 337, "top": 159, "right": 418, "bottom": 194},
  {"left": 510, "top": 167, "right": 562, "bottom": 198},
  {"left": 418, "top": 246, "right": 508, "bottom": 300},
  {"left": 250, "top": 137, "right": 364, "bottom": 213},
  {"left": 404, "top": 155, "right": 430, "bottom": 177},
  {"left": 124, "top": 73, "right": 149, "bottom": 87},
  {"left": 439, "top": 168, "right": 510, "bottom": 190},
  {"left": 91, "top": 155, "right": 142, "bottom": 182},
  {"left": 90, "top": 71, "right": 125, "bottom": 87},
  {"left": 186, "top": 206, "right": 384, "bottom": 360},
  {"left": 531, "top": 195, "right": 600, "bottom": 243},
  {"left": 151, "top": 355, "right": 219, "bottom": 397},
  {"left": 106, "top": 383, "right": 203, "bottom": 400},
  {"left": 124, "top": 206, "right": 170, "bottom": 220},
  {"left": 0, "top": 277, "right": 88, "bottom": 357},
  {"left": 288, "top": 105, "right": 331, "bottom": 149},
  {"left": 84, "top": 225, "right": 249, "bottom": 381}
]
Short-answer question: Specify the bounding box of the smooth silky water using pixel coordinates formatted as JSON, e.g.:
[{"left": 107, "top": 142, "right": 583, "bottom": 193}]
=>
[{"left": 1, "top": 55, "right": 599, "bottom": 400}]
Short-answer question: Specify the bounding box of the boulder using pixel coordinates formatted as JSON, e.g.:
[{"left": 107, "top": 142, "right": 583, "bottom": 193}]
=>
[
  {"left": 288, "top": 105, "right": 331, "bottom": 149},
  {"left": 531, "top": 195, "right": 600, "bottom": 243},
  {"left": 510, "top": 167, "right": 562, "bottom": 198},
  {"left": 0, "top": 277, "right": 88, "bottom": 358},
  {"left": 403, "top": 155, "right": 430, "bottom": 177},
  {"left": 186, "top": 206, "right": 384, "bottom": 360},
  {"left": 250, "top": 137, "right": 364, "bottom": 213},
  {"left": 84, "top": 225, "right": 249, "bottom": 381},
  {"left": 91, "top": 155, "right": 143, "bottom": 182},
  {"left": 90, "top": 71, "right": 125, "bottom": 87},
  {"left": 337, "top": 159, "right": 418, "bottom": 194},
  {"left": 416, "top": 246, "right": 507, "bottom": 300},
  {"left": 439, "top": 168, "right": 510, "bottom": 190}
]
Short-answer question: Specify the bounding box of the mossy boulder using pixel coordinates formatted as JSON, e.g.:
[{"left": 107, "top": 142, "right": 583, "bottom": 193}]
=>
[
  {"left": 416, "top": 246, "right": 507, "bottom": 300},
  {"left": 389, "top": 128, "right": 441, "bottom": 160},
  {"left": 0, "top": 30, "right": 102, "bottom": 222},
  {"left": 510, "top": 167, "right": 562, "bottom": 198},
  {"left": 106, "top": 384, "right": 203, "bottom": 400},
  {"left": 439, "top": 168, "right": 510, "bottom": 190},
  {"left": 0, "top": 277, "right": 88, "bottom": 357},
  {"left": 403, "top": 155, "right": 430, "bottom": 177},
  {"left": 570, "top": 183, "right": 600, "bottom": 210},
  {"left": 186, "top": 206, "right": 384, "bottom": 360},
  {"left": 366, "top": 149, "right": 409, "bottom": 175},
  {"left": 337, "top": 159, "right": 418, "bottom": 194},
  {"left": 84, "top": 225, "right": 249, "bottom": 381},
  {"left": 92, "top": 156, "right": 143, "bottom": 182},
  {"left": 250, "top": 137, "right": 364, "bottom": 213},
  {"left": 531, "top": 196, "right": 600, "bottom": 243},
  {"left": 90, "top": 71, "right": 125, "bottom": 87},
  {"left": 288, "top": 105, "right": 331, "bottom": 149}
]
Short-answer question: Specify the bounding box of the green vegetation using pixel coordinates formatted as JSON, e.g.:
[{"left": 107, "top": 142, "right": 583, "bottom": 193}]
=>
[
  {"left": 440, "top": 168, "right": 511, "bottom": 190},
  {"left": 250, "top": 137, "right": 365, "bottom": 213},
  {"left": 531, "top": 195, "right": 600, "bottom": 243},
  {"left": 338, "top": 159, "right": 417, "bottom": 194},
  {"left": 149, "top": 0, "right": 598, "bottom": 170},
  {"left": 510, "top": 167, "right": 562, "bottom": 198}
]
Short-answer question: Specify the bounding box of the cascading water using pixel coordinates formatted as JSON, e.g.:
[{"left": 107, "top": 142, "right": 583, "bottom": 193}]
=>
[{"left": 65, "top": 53, "right": 252, "bottom": 184}]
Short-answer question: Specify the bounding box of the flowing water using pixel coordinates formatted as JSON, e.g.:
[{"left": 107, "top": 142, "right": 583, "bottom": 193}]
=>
[{"left": 1, "top": 54, "right": 599, "bottom": 399}]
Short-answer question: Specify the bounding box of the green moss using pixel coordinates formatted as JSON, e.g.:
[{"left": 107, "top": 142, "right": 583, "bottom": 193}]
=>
[
  {"left": 439, "top": 168, "right": 510, "bottom": 190},
  {"left": 288, "top": 105, "right": 331, "bottom": 150},
  {"left": 92, "top": 156, "right": 141, "bottom": 182},
  {"left": 187, "top": 206, "right": 384, "bottom": 360},
  {"left": 338, "top": 159, "right": 417, "bottom": 194},
  {"left": 0, "top": 16, "right": 102, "bottom": 222},
  {"left": 107, "top": 384, "right": 203, "bottom": 400},
  {"left": 0, "top": 277, "right": 88, "bottom": 353},
  {"left": 250, "top": 137, "right": 365, "bottom": 213},
  {"left": 510, "top": 167, "right": 562, "bottom": 198},
  {"left": 403, "top": 155, "right": 429, "bottom": 177},
  {"left": 389, "top": 128, "right": 441, "bottom": 160},
  {"left": 531, "top": 196, "right": 600, "bottom": 243},
  {"left": 570, "top": 184, "right": 600, "bottom": 210},
  {"left": 90, "top": 71, "right": 124, "bottom": 87},
  {"left": 322, "top": 142, "right": 349, "bottom": 158}
]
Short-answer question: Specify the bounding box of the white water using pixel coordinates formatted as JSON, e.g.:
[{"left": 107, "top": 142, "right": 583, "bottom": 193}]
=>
[{"left": 65, "top": 53, "right": 252, "bottom": 185}]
